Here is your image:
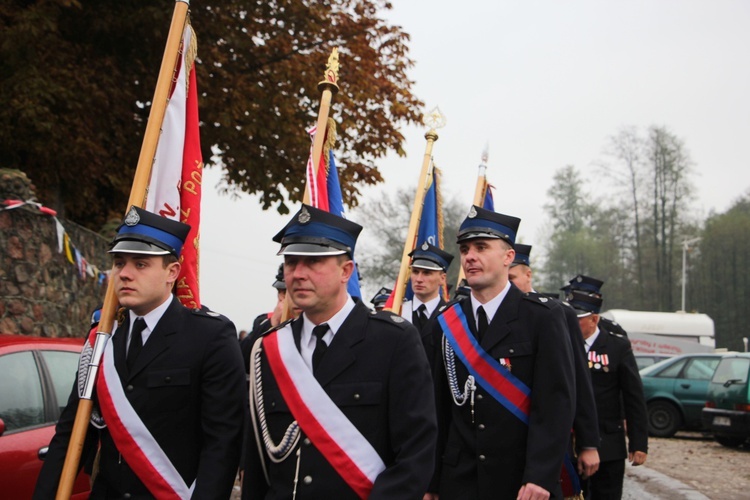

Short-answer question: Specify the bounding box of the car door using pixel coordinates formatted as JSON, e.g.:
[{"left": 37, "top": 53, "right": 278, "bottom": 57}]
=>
[{"left": 673, "top": 356, "right": 721, "bottom": 426}]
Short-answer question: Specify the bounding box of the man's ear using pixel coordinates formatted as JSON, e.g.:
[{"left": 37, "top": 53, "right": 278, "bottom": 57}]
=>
[
  {"left": 167, "top": 261, "right": 181, "bottom": 286},
  {"left": 340, "top": 259, "right": 354, "bottom": 282}
]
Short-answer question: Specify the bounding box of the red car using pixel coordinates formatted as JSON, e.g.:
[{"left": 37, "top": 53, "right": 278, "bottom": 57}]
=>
[{"left": 0, "top": 334, "right": 90, "bottom": 498}]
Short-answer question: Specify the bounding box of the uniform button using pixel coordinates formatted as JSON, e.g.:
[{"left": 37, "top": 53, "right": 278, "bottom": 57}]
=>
[
  {"left": 476, "top": 394, "right": 483, "bottom": 400},
  {"left": 478, "top": 455, "right": 486, "bottom": 462},
  {"left": 271, "top": 401, "right": 276, "bottom": 408},
  {"left": 126, "top": 385, "right": 134, "bottom": 392},
  {"left": 303, "top": 438, "right": 311, "bottom": 446},
  {"left": 303, "top": 475, "right": 313, "bottom": 485},
  {"left": 353, "top": 393, "right": 361, "bottom": 401},
  {"left": 509, "top": 348, "right": 515, "bottom": 354},
  {"left": 123, "top": 494, "right": 131, "bottom": 499},
  {"left": 477, "top": 424, "right": 486, "bottom": 430},
  {"left": 164, "top": 376, "right": 171, "bottom": 383}
]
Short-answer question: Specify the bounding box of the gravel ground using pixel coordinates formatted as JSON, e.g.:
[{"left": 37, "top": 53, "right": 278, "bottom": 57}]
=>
[
  {"left": 629, "top": 431, "right": 750, "bottom": 499},
  {"left": 233, "top": 431, "right": 750, "bottom": 499}
]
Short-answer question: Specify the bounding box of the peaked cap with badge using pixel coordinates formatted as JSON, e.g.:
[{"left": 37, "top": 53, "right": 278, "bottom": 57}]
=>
[
  {"left": 567, "top": 274, "right": 605, "bottom": 296},
  {"left": 274, "top": 204, "right": 362, "bottom": 257},
  {"left": 511, "top": 243, "right": 532, "bottom": 267},
  {"left": 409, "top": 242, "right": 454, "bottom": 272},
  {"left": 370, "top": 286, "right": 392, "bottom": 308},
  {"left": 456, "top": 205, "right": 521, "bottom": 247},
  {"left": 109, "top": 206, "right": 191, "bottom": 257},
  {"left": 566, "top": 289, "right": 603, "bottom": 317}
]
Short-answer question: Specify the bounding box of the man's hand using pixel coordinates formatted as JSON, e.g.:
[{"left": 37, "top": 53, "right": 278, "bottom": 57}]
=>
[
  {"left": 517, "top": 482, "right": 550, "bottom": 500},
  {"left": 577, "top": 448, "right": 600, "bottom": 478},
  {"left": 629, "top": 451, "right": 647, "bottom": 466},
  {"left": 270, "top": 297, "right": 285, "bottom": 327}
]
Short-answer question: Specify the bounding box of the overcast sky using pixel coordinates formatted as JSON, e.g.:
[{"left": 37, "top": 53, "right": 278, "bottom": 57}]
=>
[{"left": 199, "top": 0, "right": 750, "bottom": 330}]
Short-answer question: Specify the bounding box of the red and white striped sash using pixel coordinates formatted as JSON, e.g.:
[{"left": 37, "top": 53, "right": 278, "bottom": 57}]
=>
[
  {"left": 96, "top": 339, "right": 195, "bottom": 499},
  {"left": 263, "top": 327, "right": 385, "bottom": 498}
]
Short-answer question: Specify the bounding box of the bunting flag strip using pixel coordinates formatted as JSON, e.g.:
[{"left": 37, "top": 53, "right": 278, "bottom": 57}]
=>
[{"left": 263, "top": 327, "right": 385, "bottom": 498}]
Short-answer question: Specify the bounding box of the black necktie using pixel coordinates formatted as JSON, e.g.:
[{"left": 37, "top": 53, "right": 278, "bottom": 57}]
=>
[
  {"left": 477, "top": 306, "right": 488, "bottom": 342},
  {"left": 312, "top": 324, "right": 329, "bottom": 373},
  {"left": 127, "top": 317, "right": 146, "bottom": 371},
  {"left": 413, "top": 304, "right": 428, "bottom": 330}
]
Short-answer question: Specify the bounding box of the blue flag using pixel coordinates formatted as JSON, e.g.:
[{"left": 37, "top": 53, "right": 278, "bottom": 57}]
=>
[{"left": 327, "top": 151, "right": 362, "bottom": 298}]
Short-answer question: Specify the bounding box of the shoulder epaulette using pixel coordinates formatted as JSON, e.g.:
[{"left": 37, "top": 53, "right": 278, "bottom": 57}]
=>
[
  {"left": 370, "top": 310, "right": 412, "bottom": 330},
  {"left": 191, "top": 307, "right": 228, "bottom": 320},
  {"left": 522, "top": 292, "right": 555, "bottom": 308}
]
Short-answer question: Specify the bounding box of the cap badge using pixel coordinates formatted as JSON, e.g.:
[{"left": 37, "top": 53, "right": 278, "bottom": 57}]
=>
[
  {"left": 124, "top": 207, "right": 140, "bottom": 227},
  {"left": 298, "top": 206, "right": 311, "bottom": 224},
  {"left": 576, "top": 276, "right": 583, "bottom": 282},
  {"left": 468, "top": 206, "right": 477, "bottom": 218},
  {"left": 421, "top": 241, "right": 429, "bottom": 251}
]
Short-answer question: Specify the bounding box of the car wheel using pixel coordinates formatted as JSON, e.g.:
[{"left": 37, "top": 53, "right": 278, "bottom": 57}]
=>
[
  {"left": 715, "top": 435, "right": 746, "bottom": 448},
  {"left": 647, "top": 401, "right": 681, "bottom": 437}
]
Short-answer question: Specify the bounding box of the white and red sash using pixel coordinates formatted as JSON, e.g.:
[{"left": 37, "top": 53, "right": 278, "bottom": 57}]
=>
[
  {"left": 95, "top": 332, "right": 195, "bottom": 499},
  {"left": 263, "top": 327, "right": 385, "bottom": 499}
]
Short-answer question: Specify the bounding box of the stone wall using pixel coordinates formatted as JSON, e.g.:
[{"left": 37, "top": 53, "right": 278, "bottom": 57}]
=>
[{"left": 0, "top": 169, "right": 110, "bottom": 338}]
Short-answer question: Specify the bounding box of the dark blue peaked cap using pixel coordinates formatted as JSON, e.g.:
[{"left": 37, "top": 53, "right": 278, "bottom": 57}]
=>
[
  {"left": 409, "top": 242, "right": 454, "bottom": 271},
  {"left": 511, "top": 244, "right": 532, "bottom": 267},
  {"left": 566, "top": 289, "right": 603, "bottom": 317},
  {"left": 457, "top": 205, "right": 520, "bottom": 246},
  {"left": 109, "top": 206, "right": 190, "bottom": 257},
  {"left": 274, "top": 204, "right": 362, "bottom": 257},
  {"left": 370, "top": 287, "right": 392, "bottom": 307},
  {"left": 568, "top": 274, "right": 604, "bottom": 295}
]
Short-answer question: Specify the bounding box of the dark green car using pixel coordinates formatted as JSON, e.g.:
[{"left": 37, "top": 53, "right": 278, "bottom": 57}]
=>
[
  {"left": 640, "top": 353, "right": 724, "bottom": 437},
  {"left": 702, "top": 353, "right": 750, "bottom": 448}
]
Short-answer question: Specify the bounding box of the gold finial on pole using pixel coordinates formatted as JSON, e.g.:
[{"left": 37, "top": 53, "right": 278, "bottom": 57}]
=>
[
  {"left": 303, "top": 48, "right": 340, "bottom": 205},
  {"left": 387, "top": 107, "right": 446, "bottom": 314},
  {"left": 318, "top": 47, "right": 340, "bottom": 93}
]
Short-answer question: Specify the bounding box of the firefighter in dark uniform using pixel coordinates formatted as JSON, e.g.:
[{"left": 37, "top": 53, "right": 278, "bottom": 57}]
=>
[
  {"left": 565, "top": 275, "right": 628, "bottom": 337},
  {"left": 509, "top": 245, "right": 601, "bottom": 486},
  {"left": 369, "top": 286, "right": 392, "bottom": 312},
  {"left": 242, "top": 204, "right": 437, "bottom": 499},
  {"left": 566, "top": 291, "right": 648, "bottom": 499},
  {"left": 427, "top": 206, "right": 576, "bottom": 500},
  {"left": 400, "top": 242, "right": 454, "bottom": 365}
]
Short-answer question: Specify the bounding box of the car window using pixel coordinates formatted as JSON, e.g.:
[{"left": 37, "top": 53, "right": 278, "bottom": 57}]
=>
[
  {"left": 712, "top": 358, "right": 750, "bottom": 384},
  {"left": 656, "top": 358, "right": 687, "bottom": 378},
  {"left": 0, "top": 351, "right": 45, "bottom": 432},
  {"left": 683, "top": 357, "right": 721, "bottom": 381},
  {"left": 41, "top": 350, "right": 80, "bottom": 416}
]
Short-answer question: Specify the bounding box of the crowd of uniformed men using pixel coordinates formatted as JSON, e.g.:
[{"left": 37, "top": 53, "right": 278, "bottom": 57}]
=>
[{"left": 33, "top": 202, "right": 648, "bottom": 500}]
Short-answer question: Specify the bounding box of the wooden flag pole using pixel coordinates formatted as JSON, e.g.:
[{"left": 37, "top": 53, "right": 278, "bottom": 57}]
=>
[
  {"left": 455, "top": 148, "right": 489, "bottom": 291},
  {"left": 302, "top": 48, "right": 340, "bottom": 205},
  {"left": 56, "top": 2, "right": 190, "bottom": 497},
  {"left": 386, "top": 107, "right": 446, "bottom": 315},
  {"left": 282, "top": 49, "right": 340, "bottom": 322}
]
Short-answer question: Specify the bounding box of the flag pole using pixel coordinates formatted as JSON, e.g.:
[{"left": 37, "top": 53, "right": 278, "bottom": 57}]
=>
[
  {"left": 56, "top": 2, "right": 190, "bottom": 497},
  {"left": 282, "top": 49, "right": 340, "bottom": 322},
  {"left": 302, "top": 48, "right": 340, "bottom": 205},
  {"left": 455, "top": 147, "right": 489, "bottom": 291},
  {"left": 386, "top": 107, "right": 446, "bottom": 315}
]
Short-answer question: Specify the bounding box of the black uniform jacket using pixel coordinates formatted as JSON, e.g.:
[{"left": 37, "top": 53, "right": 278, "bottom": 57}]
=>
[
  {"left": 553, "top": 298, "right": 600, "bottom": 451},
  {"left": 34, "top": 297, "right": 247, "bottom": 499},
  {"left": 587, "top": 328, "right": 648, "bottom": 462},
  {"left": 243, "top": 300, "right": 437, "bottom": 500},
  {"left": 431, "top": 285, "right": 576, "bottom": 499},
  {"left": 404, "top": 297, "right": 447, "bottom": 370}
]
